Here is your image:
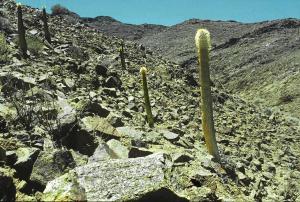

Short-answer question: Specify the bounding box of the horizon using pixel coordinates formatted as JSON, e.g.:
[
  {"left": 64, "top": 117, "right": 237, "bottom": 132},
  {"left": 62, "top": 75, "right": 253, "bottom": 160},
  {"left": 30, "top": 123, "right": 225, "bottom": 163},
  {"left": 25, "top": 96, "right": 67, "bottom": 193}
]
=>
[{"left": 17, "top": 0, "right": 300, "bottom": 26}]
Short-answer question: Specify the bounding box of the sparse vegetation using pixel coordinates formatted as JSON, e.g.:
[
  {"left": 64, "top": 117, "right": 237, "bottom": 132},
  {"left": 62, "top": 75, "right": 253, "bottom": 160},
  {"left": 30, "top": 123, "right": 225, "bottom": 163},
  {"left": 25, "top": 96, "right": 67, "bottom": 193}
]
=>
[
  {"left": 280, "top": 94, "right": 294, "bottom": 103},
  {"left": 14, "top": 35, "right": 44, "bottom": 55},
  {"left": 26, "top": 35, "right": 44, "bottom": 55}
]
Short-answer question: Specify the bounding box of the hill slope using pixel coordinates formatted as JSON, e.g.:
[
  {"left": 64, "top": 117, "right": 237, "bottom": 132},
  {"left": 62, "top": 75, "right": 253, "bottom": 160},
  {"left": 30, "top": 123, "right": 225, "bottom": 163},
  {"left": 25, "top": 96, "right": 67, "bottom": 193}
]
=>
[
  {"left": 84, "top": 15, "right": 300, "bottom": 118},
  {"left": 139, "top": 19, "right": 300, "bottom": 118},
  {"left": 82, "top": 16, "right": 166, "bottom": 41},
  {"left": 0, "top": 1, "right": 299, "bottom": 201}
]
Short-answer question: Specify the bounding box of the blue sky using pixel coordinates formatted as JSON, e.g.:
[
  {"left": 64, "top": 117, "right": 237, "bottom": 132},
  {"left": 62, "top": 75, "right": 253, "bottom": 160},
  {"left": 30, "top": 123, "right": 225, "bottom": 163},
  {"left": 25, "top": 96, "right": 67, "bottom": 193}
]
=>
[{"left": 18, "top": 0, "right": 300, "bottom": 25}]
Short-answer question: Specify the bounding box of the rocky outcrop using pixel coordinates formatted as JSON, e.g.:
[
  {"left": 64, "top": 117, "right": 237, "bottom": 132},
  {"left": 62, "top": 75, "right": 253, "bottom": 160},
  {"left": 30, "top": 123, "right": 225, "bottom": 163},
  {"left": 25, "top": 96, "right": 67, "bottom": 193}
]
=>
[
  {"left": 43, "top": 153, "right": 188, "bottom": 201},
  {"left": 30, "top": 150, "right": 76, "bottom": 188}
]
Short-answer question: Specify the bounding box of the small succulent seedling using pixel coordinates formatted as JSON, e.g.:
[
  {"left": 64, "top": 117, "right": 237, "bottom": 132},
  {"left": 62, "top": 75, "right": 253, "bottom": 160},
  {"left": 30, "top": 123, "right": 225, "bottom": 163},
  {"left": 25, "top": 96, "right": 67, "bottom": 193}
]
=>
[
  {"left": 195, "top": 29, "right": 220, "bottom": 161},
  {"left": 140, "top": 67, "right": 154, "bottom": 127},
  {"left": 42, "top": 7, "right": 51, "bottom": 43},
  {"left": 17, "top": 3, "right": 28, "bottom": 58},
  {"left": 119, "top": 40, "right": 126, "bottom": 69}
]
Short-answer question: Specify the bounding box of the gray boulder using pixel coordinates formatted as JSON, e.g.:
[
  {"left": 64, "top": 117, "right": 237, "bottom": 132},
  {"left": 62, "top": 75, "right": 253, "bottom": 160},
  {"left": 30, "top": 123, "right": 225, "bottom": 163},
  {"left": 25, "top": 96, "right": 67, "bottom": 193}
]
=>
[
  {"left": 12, "top": 147, "right": 40, "bottom": 180},
  {"left": 30, "top": 150, "right": 76, "bottom": 187},
  {"left": 0, "top": 167, "right": 16, "bottom": 201},
  {"left": 43, "top": 153, "right": 188, "bottom": 201}
]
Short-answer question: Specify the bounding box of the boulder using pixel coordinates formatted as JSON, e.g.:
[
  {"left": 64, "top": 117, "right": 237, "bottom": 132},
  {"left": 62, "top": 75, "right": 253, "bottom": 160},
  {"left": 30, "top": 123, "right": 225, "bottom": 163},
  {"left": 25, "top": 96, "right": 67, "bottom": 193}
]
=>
[
  {"left": 88, "top": 143, "right": 115, "bottom": 163},
  {"left": 104, "top": 76, "right": 122, "bottom": 88},
  {"left": 80, "top": 116, "right": 120, "bottom": 140},
  {"left": 83, "top": 102, "right": 110, "bottom": 117},
  {"left": 116, "top": 126, "right": 143, "bottom": 140},
  {"left": 160, "top": 130, "right": 180, "bottom": 141},
  {"left": 95, "top": 64, "right": 108, "bottom": 76},
  {"left": 42, "top": 171, "right": 86, "bottom": 201},
  {"left": 0, "top": 167, "right": 16, "bottom": 201},
  {"left": 43, "top": 153, "right": 187, "bottom": 201},
  {"left": 30, "top": 150, "right": 76, "bottom": 187},
  {"left": 12, "top": 147, "right": 40, "bottom": 180},
  {"left": 106, "top": 139, "right": 129, "bottom": 159},
  {"left": 106, "top": 113, "right": 124, "bottom": 127}
]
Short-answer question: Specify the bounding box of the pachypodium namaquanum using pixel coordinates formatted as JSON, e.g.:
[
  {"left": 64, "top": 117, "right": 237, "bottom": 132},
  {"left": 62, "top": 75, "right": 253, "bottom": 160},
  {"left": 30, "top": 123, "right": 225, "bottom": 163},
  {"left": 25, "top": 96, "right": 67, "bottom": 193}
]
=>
[
  {"left": 195, "top": 29, "right": 220, "bottom": 162},
  {"left": 17, "top": 3, "right": 28, "bottom": 58},
  {"left": 140, "top": 67, "right": 154, "bottom": 128},
  {"left": 42, "top": 7, "right": 51, "bottom": 43},
  {"left": 119, "top": 40, "right": 126, "bottom": 69}
]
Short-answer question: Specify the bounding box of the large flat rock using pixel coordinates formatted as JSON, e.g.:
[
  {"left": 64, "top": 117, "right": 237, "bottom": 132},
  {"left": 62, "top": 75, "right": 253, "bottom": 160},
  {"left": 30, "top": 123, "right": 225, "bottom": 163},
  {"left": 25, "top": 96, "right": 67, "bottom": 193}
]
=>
[{"left": 43, "top": 153, "right": 187, "bottom": 201}]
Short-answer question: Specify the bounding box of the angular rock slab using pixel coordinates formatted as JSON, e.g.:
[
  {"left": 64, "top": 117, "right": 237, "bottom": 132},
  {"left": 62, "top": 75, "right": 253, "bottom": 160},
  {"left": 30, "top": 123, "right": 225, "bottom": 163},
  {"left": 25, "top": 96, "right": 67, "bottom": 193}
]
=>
[
  {"left": 42, "top": 171, "right": 86, "bottom": 201},
  {"left": 30, "top": 150, "right": 76, "bottom": 187},
  {"left": 43, "top": 153, "right": 179, "bottom": 201}
]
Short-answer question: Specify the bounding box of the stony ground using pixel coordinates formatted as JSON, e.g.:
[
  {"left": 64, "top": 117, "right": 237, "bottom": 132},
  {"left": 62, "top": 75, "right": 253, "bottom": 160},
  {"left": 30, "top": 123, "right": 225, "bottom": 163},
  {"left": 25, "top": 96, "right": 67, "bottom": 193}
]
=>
[
  {"left": 0, "top": 1, "right": 300, "bottom": 201},
  {"left": 91, "top": 15, "right": 300, "bottom": 119},
  {"left": 138, "top": 19, "right": 300, "bottom": 119}
]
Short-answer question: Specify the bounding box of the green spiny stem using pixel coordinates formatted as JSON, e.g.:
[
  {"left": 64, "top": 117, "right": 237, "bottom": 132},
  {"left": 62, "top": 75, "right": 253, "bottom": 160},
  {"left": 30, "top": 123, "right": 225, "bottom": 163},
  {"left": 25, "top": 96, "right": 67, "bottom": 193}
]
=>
[
  {"left": 17, "top": 3, "right": 28, "bottom": 58},
  {"left": 120, "top": 40, "right": 126, "bottom": 68},
  {"left": 195, "top": 29, "right": 220, "bottom": 162},
  {"left": 140, "top": 67, "right": 154, "bottom": 128},
  {"left": 42, "top": 7, "right": 51, "bottom": 43}
]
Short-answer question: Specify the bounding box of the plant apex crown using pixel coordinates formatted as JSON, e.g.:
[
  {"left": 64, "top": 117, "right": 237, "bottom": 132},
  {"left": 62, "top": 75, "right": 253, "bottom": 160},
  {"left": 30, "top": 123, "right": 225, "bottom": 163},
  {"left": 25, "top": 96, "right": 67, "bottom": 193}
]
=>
[
  {"left": 195, "top": 29, "right": 211, "bottom": 50},
  {"left": 140, "top": 67, "right": 147, "bottom": 74}
]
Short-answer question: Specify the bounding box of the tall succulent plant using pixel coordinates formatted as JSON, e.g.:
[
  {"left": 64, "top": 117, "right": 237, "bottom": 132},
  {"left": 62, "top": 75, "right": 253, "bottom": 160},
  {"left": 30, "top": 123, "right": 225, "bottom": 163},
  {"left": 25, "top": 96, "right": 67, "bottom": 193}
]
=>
[
  {"left": 119, "top": 40, "right": 126, "bottom": 69},
  {"left": 17, "top": 3, "right": 28, "bottom": 58},
  {"left": 195, "top": 29, "right": 220, "bottom": 161},
  {"left": 140, "top": 67, "right": 154, "bottom": 128},
  {"left": 42, "top": 7, "right": 51, "bottom": 43}
]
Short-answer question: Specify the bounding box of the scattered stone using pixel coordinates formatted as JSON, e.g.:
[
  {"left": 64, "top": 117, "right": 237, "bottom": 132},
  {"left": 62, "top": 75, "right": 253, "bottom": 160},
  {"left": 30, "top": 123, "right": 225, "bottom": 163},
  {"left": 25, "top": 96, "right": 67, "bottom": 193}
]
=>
[
  {"left": 5, "top": 151, "right": 17, "bottom": 166},
  {"left": 160, "top": 130, "right": 180, "bottom": 141},
  {"left": 172, "top": 153, "right": 193, "bottom": 164},
  {"left": 252, "top": 159, "right": 262, "bottom": 170},
  {"left": 237, "top": 171, "right": 251, "bottom": 186},
  {"left": 95, "top": 64, "right": 108, "bottom": 76},
  {"left": 122, "top": 109, "right": 133, "bottom": 118},
  {"left": 13, "top": 147, "right": 40, "bottom": 180},
  {"left": 88, "top": 143, "right": 115, "bottom": 163},
  {"left": 30, "top": 150, "right": 76, "bottom": 187},
  {"left": 43, "top": 153, "right": 187, "bottom": 201},
  {"left": 80, "top": 116, "right": 120, "bottom": 140},
  {"left": 116, "top": 126, "right": 143, "bottom": 140},
  {"left": 106, "top": 113, "right": 124, "bottom": 127},
  {"left": 69, "top": 150, "right": 88, "bottom": 166},
  {"left": 104, "top": 76, "right": 122, "bottom": 88},
  {"left": 0, "top": 115, "right": 7, "bottom": 133},
  {"left": 106, "top": 139, "right": 129, "bottom": 159},
  {"left": 129, "top": 147, "right": 153, "bottom": 158},
  {"left": 83, "top": 102, "right": 110, "bottom": 117},
  {"left": 102, "top": 87, "right": 117, "bottom": 97},
  {"left": 0, "top": 167, "right": 16, "bottom": 201},
  {"left": 42, "top": 170, "right": 87, "bottom": 201},
  {"left": 63, "top": 78, "right": 75, "bottom": 89},
  {"left": 236, "top": 162, "right": 245, "bottom": 173}
]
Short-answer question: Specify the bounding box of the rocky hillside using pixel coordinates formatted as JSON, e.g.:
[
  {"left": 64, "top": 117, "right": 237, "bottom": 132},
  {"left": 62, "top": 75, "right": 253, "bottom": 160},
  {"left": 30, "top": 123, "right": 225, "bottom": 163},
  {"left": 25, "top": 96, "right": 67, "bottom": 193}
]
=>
[
  {"left": 82, "top": 16, "right": 166, "bottom": 41},
  {"left": 84, "top": 14, "right": 300, "bottom": 119},
  {"left": 0, "top": 1, "right": 300, "bottom": 201},
  {"left": 141, "top": 19, "right": 300, "bottom": 119}
]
